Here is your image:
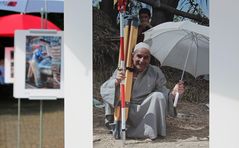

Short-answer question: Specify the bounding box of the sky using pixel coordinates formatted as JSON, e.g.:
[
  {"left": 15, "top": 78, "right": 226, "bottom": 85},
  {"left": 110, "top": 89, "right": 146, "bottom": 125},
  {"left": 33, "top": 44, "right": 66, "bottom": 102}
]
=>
[
  {"left": 92, "top": 0, "right": 209, "bottom": 18},
  {"left": 177, "top": 0, "right": 209, "bottom": 17}
]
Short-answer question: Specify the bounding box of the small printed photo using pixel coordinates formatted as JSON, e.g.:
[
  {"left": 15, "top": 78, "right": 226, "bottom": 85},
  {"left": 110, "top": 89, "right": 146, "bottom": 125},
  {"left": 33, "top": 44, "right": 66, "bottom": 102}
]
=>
[
  {"left": 10, "top": 50, "right": 14, "bottom": 78},
  {"left": 25, "top": 36, "right": 62, "bottom": 89},
  {"left": 4, "top": 47, "right": 14, "bottom": 83},
  {"left": 0, "top": 59, "right": 4, "bottom": 85}
]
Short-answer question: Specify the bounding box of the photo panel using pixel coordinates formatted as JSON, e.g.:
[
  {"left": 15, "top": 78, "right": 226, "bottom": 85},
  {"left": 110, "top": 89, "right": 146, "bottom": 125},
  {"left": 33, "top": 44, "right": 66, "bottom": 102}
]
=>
[
  {"left": 14, "top": 30, "right": 64, "bottom": 99},
  {"left": 92, "top": 1, "right": 209, "bottom": 147}
]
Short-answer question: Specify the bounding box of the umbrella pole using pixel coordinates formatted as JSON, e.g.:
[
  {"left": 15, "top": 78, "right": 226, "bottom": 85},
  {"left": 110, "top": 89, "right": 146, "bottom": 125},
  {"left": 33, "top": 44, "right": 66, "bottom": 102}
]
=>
[
  {"left": 173, "top": 39, "right": 194, "bottom": 108},
  {"left": 41, "top": 8, "right": 44, "bottom": 29},
  {"left": 40, "top": 1, "right": 48, "bottom": 29},
  {"left": 39, "top": 5, "right": 47, "bottom": 148},
  {"left": 44, "top": 0, "right": 48, "bottom": 29}
]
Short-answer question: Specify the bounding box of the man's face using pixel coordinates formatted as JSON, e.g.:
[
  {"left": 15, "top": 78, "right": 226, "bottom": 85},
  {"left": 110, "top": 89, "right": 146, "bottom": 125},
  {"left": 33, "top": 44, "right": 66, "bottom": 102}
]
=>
[
  {"left": 132, "top": 48, "right": 151, "bottom": 72},
  {"left": 139, "top": 13, "right": 150, "bottom": 24}
]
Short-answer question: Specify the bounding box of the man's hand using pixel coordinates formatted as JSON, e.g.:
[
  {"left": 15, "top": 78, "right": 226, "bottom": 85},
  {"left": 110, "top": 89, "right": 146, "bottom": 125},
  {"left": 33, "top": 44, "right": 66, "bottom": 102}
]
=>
[
  {"left": 171, "top": 80, "right": 185, "bottom": 97},
  {"left": 115, "top": 70, "right": 125, "bottom": 86},
  {"left": 140, "top": 22, "right": 152, "bottom": 28}
]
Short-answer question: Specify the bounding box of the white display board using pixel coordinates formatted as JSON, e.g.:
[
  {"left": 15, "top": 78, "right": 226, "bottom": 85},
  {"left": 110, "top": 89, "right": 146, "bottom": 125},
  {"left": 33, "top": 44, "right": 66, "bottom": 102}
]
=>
[
  {"left": 14, "top": 29, "right": 64, "bottom": 99},
  {"left": 4, "top": 47, "right": 14, "bottom": 83}
]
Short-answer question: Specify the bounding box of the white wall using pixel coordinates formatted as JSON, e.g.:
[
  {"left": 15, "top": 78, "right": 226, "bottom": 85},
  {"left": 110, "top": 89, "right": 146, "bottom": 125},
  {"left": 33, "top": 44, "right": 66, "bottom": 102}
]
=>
[
  {"left": 65, "top": 1, "right": 92, "bottom": 147},
  {"left": 210, "top": 0, "right": 239, "bottom": 147}
]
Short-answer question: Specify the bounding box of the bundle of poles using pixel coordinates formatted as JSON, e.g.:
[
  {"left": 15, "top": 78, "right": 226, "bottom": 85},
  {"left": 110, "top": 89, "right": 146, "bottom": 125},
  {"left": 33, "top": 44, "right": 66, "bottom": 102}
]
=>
[{"left": 112, "top": 0, "right": 139, "bottom": 144}]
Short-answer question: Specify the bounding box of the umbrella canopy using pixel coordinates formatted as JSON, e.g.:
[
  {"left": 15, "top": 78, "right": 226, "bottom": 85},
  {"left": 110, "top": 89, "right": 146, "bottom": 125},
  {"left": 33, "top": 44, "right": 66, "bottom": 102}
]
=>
[
  {"left": 0, "top": 14, "right": 61, "bottom": 37},
  {"left": 0, "top": 0, "right": 64, "bottom": 13},
  {"left": 144, "top": 21, "right": 209, "bottom": 78}
]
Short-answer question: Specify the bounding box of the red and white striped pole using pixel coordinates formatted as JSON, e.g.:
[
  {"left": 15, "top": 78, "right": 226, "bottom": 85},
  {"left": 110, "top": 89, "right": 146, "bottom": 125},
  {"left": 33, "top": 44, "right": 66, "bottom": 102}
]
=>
[{"left": 118, "top": 0, "right": 127, "bottom": 143}]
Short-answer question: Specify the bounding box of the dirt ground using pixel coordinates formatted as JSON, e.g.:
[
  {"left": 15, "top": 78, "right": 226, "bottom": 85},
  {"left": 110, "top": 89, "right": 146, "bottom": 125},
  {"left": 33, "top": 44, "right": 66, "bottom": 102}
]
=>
[{"left": 93, "top": 101, "right": 209, "bottom": 148}]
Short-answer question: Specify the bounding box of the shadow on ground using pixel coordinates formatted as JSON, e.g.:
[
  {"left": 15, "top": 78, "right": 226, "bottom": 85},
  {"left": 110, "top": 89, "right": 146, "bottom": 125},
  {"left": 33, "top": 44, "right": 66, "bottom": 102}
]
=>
[{"left": 0, "top": 85, "right": 64, "bottom": 115}]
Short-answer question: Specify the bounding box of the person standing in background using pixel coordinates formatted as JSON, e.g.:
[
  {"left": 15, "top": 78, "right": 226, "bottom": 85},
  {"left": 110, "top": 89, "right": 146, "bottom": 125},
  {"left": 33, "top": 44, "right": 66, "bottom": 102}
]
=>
[{"left": 137, "top": 8, "right": 152, "bottom": 43}]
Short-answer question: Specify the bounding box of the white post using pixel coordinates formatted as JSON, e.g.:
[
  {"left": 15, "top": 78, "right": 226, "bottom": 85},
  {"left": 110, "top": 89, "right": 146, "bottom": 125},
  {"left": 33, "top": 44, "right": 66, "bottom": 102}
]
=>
[
  {"left": 65, "top": 1, "right": 92, "bottom": 147},
  {"left": 39, "top": 100, "right": 43, "bottom": 148},
  {"left": 17, "top": 99, "right": 21, "bottom": 148}
]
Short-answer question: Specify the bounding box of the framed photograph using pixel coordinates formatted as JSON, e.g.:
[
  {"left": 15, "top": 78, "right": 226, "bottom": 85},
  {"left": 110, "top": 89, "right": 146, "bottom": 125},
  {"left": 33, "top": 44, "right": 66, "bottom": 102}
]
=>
[
  {"left": 14, "top": 29, "right": 64, "bottom": 99},
  {"left": 4, "top": 47, "right": 14, "bottom": 83}
]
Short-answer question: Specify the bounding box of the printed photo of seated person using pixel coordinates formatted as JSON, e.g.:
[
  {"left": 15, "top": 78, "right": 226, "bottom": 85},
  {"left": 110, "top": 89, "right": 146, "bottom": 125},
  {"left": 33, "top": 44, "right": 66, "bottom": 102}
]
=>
[{"left": 26, "top": 43, "right": 53, "bottom": 88}]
